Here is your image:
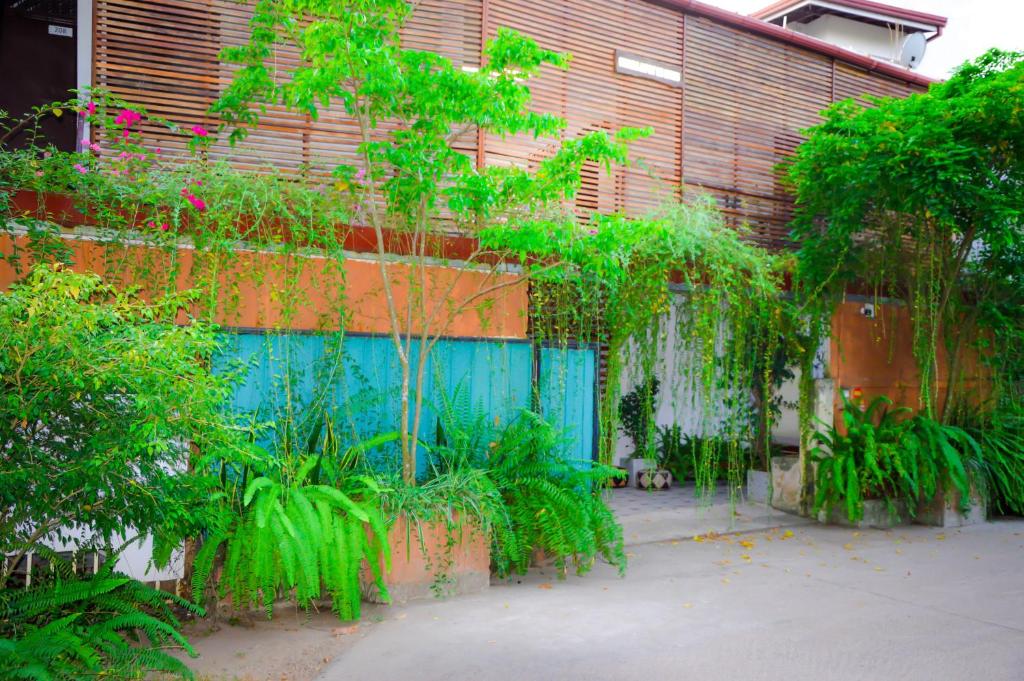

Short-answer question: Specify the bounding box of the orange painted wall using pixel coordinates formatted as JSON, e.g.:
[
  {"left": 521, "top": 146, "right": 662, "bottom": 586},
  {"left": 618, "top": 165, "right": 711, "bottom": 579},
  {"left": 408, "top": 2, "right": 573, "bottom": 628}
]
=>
[
  {"left": 0, "top": 234, "right": 528, "bottom": 339},
  {"left": 830, "top": 301, "right": 988, "bottom": 420}
]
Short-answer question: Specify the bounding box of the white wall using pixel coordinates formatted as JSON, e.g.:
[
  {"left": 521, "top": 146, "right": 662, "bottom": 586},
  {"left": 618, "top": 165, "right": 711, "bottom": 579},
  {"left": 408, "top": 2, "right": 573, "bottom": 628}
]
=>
[{"left": 790, "top": 15, "right": 907, "bottom": 63}]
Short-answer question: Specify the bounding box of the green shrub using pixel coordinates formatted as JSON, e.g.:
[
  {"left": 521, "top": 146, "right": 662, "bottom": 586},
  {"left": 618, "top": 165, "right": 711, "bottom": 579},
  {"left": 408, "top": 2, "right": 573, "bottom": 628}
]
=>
[
  {"left": 955, "top": 402, "right": 1024, "bottom": 515},
  {"left": 656, "top": 424, "right": 695, "bottom": 482},
  {"left": 811, "top": 395, "right": 977, "bottom": 522},
  {"left": 0, "top": 265, "right": 244, "bottom": 679}
]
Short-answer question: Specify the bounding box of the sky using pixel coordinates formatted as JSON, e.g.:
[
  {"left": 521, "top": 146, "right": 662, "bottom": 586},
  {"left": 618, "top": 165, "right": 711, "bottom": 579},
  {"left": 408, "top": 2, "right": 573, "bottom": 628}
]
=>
[{"left": 707, "top": 0, "right": 1024, "bottom": 79}]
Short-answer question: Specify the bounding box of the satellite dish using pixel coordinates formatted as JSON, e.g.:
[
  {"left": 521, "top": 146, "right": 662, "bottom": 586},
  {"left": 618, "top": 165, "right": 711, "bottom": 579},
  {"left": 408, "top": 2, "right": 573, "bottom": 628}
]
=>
[{"left": 898, "top": 32, "right": 927, "bottom": 70}]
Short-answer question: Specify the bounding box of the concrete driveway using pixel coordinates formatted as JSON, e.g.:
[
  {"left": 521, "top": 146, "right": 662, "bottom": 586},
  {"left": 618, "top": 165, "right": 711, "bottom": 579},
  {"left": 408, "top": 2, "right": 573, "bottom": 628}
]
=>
[{"left": 316, "top": 519, "right": 1024, "bottom": 681}]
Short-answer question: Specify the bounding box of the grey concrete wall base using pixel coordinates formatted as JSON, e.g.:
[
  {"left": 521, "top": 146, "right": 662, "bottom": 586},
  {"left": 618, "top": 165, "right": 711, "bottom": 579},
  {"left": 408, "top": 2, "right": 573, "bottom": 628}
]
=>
[
  {"left": 916, "top": 484, "right": 987, "bottom": 528},
  {"left": 746, "top": 469, "right": 770, "bottom": 504},
  {"left": 770, "top": 455, "right": 801, "bottom": 513},
  {"left": 818, "top": 500, "right": 909, "bottom": 529}
]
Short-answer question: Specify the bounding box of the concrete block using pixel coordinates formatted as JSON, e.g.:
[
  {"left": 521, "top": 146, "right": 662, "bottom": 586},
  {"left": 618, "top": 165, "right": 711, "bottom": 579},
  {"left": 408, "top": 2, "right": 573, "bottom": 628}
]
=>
[
  {"left": 747, "top": 469, "right": 770, "bottom": 504},
  {"left": 770, "top": 455, "right": 802, "bottom": 513},
  {"left": 818, "top": 499, "right": 909, "bottom": 529},
  {"left": 916, "top": 483, "right": 987, "bottom": 528}
]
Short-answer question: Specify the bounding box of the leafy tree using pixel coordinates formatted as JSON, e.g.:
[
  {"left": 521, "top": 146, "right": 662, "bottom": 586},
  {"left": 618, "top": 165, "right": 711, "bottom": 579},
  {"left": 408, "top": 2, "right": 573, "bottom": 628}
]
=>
[
  {"left": 788, "top": 49, "right": 1024, "bottom": 421},
  {"left": 213, "top": 0, "right": 646, "bottom": 482}
]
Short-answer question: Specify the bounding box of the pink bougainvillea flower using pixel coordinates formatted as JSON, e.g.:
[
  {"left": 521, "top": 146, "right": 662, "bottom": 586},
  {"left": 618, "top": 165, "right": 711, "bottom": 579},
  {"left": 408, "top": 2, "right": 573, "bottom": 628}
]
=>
[
  {"left": 89, "top": 143, "right": 101, "bottom": 154},
  {"left": 73, "top": 163, "right": 88, "bottom": 174},
  {"left": 81, "top": 137, "right": 90, "bottom": 146},
  {"left": 180, "top": 187, "right": 189, "bottom": 197},
  {"left": 87, "top": 101, "right": 96, "bottom": 115},
  {"left": 354, "top": 168, "right": 366, "bottom": 182},
  {"left": 147, "top": 220, "right": 156, "bottom": 228},
  {"left": 114, "top": 109, "right": 142, "bottom": 127},
  {"left": 191, "top": 124, "right": 209, "bottom": 137},
  {"left": 187, "top": 195, "right": 207, "bottom": 212},
  {"left": 154, "top": 147, "right": 162, "bottom": 154},
  {"left": 160, "top": 223, "right": 170, "bottom": 231}
]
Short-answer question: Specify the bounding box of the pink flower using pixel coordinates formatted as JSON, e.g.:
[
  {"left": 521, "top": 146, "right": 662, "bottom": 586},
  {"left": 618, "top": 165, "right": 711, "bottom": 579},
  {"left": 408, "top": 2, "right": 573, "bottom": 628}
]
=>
[
  {"left": 89, "top": 143, "right": 101, "bottom": 154},
  {"left": 160, "top": 223, "right": 170, "bottom": 231},
  {"left": 35, "top": 171, "right": 44, "bottom": 177},
  {"left": 354, "top": 168, "right": 366, "bottom": 182},
  {"left": 114, "top": 109, "right": 142, "bottom": 127},
  {"left": 154, "top": 147, "right": 161, "bottom": 154},
  {"left": 147, "top": 220, "right": 155, "bottom": 228},
  {"left": 73, "top": 163, "right": 88, "bottom": 174},
  {"left": 187, "top": 195, "right": 207, "bottom": 212},
  {"left": 191, "top": 124, "right": 209, "bottom": 137},
  {"left": 87, "top": 101, "right": 96, "bottom": 115},
  {"left": 588, "top": 229, "right": 598, "bottom": 235},
  {"left": 81, "top": 137, "right": 90, "bottom": 146},
  {"left": 180, "top": 187, "right": 189, "bottom": 197}
]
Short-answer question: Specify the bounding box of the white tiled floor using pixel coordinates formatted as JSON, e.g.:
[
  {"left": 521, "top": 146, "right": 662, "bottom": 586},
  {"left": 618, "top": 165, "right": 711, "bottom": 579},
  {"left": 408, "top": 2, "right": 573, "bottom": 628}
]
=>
[
  {"left": 608, "top": 483, "right": 810, "bottom": 545},
  {"left": 609, "top": 483, "right": 732, "bottom": 517}
]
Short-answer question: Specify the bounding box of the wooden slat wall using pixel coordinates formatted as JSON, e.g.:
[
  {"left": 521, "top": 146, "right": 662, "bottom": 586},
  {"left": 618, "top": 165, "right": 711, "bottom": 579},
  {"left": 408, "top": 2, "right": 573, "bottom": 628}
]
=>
[
  {"left": 681, "top": 14, "right": 832, "bottom": 248},
  {"left": 484, "top": 0, "right": 684, "bottom": 217},
  {"left": 92, "top": 0, "right": 924, "bottom": 246},
  {"left": 94, "top": 0, "right": 481, "bottom": 173}
]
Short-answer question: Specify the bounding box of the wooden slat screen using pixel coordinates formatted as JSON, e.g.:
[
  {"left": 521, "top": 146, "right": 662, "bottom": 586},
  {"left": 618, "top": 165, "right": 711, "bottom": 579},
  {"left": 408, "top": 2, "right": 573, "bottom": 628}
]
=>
[
  {"left": 93, "top": 0, "right": 925, "bottom": 248},
  {"left": 94, "top": 0, "right": 482, "bottom": 174},
  {"left": 680, "top": 14, "right": 832, "bottom": 248},
  {"left": 484, "top": 0, "right": 684, "bottom": 218}
]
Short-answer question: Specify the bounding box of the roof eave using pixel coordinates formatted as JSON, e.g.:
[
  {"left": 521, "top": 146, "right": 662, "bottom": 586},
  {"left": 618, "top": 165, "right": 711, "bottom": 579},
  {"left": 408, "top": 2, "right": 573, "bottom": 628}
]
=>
[{"left": 653, "top": 0, "right": 938, "bottom": 88}]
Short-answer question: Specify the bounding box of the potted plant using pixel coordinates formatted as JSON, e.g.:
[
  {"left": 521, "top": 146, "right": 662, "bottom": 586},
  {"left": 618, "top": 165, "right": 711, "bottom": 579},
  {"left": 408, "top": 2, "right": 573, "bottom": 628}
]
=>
[{"left": 619, "top": 378, "right": 671, "bottom": 489}]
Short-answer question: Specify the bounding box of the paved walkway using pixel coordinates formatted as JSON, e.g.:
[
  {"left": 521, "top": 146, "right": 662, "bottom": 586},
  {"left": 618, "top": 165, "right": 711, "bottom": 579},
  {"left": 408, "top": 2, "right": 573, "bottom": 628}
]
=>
[
  {"left": 316, "top": 519, "right": 1024, "bottom": 681},
  {"left": 610, "top": 484, "right": 811, "bottom": 545}
]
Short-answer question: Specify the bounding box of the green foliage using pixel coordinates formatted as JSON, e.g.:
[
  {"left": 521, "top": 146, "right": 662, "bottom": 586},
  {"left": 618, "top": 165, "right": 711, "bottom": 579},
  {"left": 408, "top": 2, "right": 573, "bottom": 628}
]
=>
[
  {"left": 789, "top": 50, "right": 1024, "bottom": 420},
  {"left": 953, "top": 401, "right": 1024, "bottom": 515},
  {"left": 484, "top": 199, "right": 792, "bottom": 502},
  {"left": 0, "top": 264, "right": 244, "bottom": 579},
  {"left": 211, "top": 0, "right": 654, "bottom": 483},
  {"left": 380, "top": 406, "right": 626, "bottom": 581},
  {"left": 193, "top": 414, "right": 393, "bottom": 621},
  {"left": 619, "top": 378, "right": 660, "bottom": 457},
  {"left": 0, "top": 561, "right": 203, "bottom": 681},
  {"left": 811, "top": 395, "right": 978, "bottom": 522},
  {"left": 486, "top": 411, "right": 626, "bottom": 578}
]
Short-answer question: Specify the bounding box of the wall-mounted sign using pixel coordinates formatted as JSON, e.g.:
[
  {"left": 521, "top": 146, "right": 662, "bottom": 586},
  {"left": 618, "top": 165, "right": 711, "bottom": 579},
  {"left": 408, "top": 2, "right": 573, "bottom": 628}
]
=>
[
  {"left": 48, "top": 25, "right": 74, "bottom": 38},
  {"left": 614, "top": 51, "right": 681, "bottom": 87}
]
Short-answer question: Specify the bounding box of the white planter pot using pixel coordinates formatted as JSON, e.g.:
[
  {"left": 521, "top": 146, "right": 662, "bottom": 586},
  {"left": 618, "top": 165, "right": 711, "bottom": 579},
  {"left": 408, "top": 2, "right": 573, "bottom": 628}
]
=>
[
  {"left": 624, "top": 457, "right": 655, "bottom": 487},
  {"left": 746, "top": 469, "right": 770, "bottom": 504}
]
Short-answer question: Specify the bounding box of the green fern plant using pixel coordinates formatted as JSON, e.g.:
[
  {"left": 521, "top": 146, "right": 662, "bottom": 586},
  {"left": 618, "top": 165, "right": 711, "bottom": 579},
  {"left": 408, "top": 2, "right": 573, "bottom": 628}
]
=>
[
  {"left": 812, "top": 395, "right": 978, "bottom": 522},
  {"left": 192, "top": 415, "right": 396, "bottom": 621},
  {"left": 0, "top": 561, "right": 203, "bottom": 680},
  {"left": 488, "top": 410, "right": 626, "bottom": 578}
]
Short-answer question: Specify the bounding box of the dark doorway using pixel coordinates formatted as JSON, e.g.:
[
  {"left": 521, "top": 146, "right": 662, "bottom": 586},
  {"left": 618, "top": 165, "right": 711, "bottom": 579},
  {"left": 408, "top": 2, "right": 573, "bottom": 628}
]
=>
[{"left": 0, "top": 0, "right": 78, "bottom": 151}]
